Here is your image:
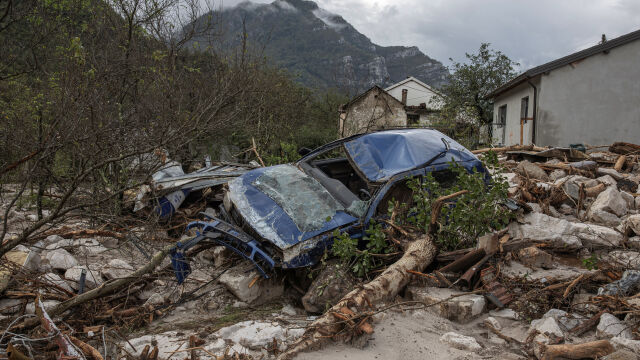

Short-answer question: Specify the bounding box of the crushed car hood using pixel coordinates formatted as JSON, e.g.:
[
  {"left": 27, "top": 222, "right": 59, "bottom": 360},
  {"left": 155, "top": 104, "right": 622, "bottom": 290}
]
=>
[
  {"left": 227, "top": 164, "right": 358, "bottom": 250},
  {"left": 344, "top": 129, "right": 480, "bottom": 182}
]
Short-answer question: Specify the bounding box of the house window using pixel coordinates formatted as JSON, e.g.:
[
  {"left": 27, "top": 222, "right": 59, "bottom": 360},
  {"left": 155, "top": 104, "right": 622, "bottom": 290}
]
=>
[
  {"left": 521, "top": 96, "right": 529, "bottom": 119},
  {"left": 407, "top": 113, "right": 420, "bottom": 126},
  {"left": 498, "top": 105, "right": 507, "bottom": 126}
]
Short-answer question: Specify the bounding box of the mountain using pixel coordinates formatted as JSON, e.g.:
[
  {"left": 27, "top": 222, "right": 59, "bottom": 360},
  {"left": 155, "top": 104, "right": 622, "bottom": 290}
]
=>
[{"left": 190, "top": 0, "right": 449, "bottom": 90}]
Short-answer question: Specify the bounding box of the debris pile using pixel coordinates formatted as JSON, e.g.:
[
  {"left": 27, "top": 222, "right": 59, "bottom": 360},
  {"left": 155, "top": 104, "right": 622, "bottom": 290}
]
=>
[{"left": 3, "top": 141, "right": 640, "bottom": 359}]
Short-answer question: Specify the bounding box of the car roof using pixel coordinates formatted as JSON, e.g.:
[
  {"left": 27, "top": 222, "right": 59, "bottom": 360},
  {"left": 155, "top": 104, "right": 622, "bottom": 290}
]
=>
[{"left": 342, "top": 128, "right": 478, "bottom": 182}]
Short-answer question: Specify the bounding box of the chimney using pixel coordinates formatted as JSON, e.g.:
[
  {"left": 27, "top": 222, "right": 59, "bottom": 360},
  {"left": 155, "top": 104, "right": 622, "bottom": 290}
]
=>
[{"left": 401, "top": 89, "right": 408, "bottom": 105}]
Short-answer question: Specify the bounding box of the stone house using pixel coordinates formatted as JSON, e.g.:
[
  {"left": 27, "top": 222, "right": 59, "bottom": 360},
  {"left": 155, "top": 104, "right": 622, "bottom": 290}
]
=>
[{"left": 339, "top": 86, "right": 406, "bottom": 137}]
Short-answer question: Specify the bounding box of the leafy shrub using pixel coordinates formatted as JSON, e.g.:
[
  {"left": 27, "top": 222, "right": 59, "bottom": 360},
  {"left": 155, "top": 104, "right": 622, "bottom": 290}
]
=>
[
  {"left": 332, "top": 221, "right": 394, "bottom": 277},
  {"left": 406, "top": 151, "right": 513, "bottom": 250}
]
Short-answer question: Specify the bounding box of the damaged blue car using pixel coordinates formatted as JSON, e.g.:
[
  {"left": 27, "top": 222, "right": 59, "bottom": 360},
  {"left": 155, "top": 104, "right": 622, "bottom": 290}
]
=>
[{"left": 173, "top": 129, "right": 486, "bottom": 281}]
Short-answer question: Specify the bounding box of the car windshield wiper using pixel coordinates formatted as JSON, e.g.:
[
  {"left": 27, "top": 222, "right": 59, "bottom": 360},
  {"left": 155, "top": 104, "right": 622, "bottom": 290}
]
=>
[{"left": 411, "top": 137, "right": 451, "bottom": 170}]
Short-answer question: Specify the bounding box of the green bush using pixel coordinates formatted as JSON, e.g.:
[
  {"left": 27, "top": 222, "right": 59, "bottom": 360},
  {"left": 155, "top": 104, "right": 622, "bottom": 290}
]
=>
[
  {"left": 332, "top": 221, "right": 394, "bottom": 277},
  {"left": 406, "top": 151, "right": 513, "bottom": 250}
]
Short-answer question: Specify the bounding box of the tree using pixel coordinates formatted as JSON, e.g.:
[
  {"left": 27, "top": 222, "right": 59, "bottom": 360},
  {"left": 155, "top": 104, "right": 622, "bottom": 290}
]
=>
[{"left": 437, "top": 43, "right": 518, "bottom": 126}]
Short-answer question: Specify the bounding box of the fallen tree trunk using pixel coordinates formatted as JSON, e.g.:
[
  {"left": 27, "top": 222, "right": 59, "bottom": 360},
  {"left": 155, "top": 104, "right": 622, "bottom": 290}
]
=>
[
  {"left": 278, "top": 233, "right": 436, "bottom": 359},
  {"left": 278, "top": 192, "right": 467, "bottom": 359},
  {"left": 541, "top": 340, "right": 613, "bottom": 360}
]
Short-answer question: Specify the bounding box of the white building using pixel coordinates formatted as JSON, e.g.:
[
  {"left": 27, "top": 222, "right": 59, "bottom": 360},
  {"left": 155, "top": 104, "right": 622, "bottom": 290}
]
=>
[
  {"left": 385, "top": 76, "right": 443, "bottom": 125},
  {"left": 487, "top": 29, "right": 640, "bottom": 147}
]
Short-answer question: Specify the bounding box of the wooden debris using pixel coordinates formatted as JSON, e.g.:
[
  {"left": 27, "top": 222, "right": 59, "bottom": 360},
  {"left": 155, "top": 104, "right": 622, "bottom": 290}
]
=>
[{"left": 541, "top": 340, "right": 614, "bottom": 360}]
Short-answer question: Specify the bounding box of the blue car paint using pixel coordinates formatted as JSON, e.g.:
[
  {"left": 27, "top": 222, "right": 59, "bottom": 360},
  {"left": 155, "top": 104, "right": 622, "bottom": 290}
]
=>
[
  {"left": 229, "top": 167, "right": 360, "bottom": 250},
  {"left": 343, "top": 129, "right": 478, "bottom": 183}
]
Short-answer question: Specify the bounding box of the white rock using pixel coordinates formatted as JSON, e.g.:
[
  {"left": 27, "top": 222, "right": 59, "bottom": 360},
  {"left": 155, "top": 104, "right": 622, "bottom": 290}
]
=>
[
  {"left": 549, "top": 169, "right": 567, "bottom": 181},
  {"left": 508, "top": 212, "right": 623, "bottom": 249},
  {"left": 516, "top": 161, "right": 549, "bottom": 181},
  {"left": 44, "top": 248, "right": 78, "bottom": 270},
  {"left": 622, "top": 192, "right": 635, "bottom": 210},
  {"left": 598, "top": 313, "right": 633, "bottom": 339},
  {"left": 65, "top": 266, "right": 103, "bottom": 290},
  {"left": 144, "top": 293, "right": 164, "bottom": 306},
  {"left": 611, "top": 336, "right": 640, "bottom": 353},
  {"left": 590, "top": 209, "right": 622, "bottom": 227},
  {"left": 25, "top": 300, "right": 60, "bottom": 314},
  {"left": 122, "top": 332, "right": 188, "bottom": 359},
  {"left": 502, "top": 262, "right": 588, "bottom": 283},
  {"left": 590, "top": 187, "right": 629, "bottom": 218},
  {"left": 42, "top": 273, "right": 74, "bottom": 293},
  {"left": 406, "top": 286, "right": 485, "bottom": 323},
  {"left": 281, "top": 304, "right": 298, "bottom": 316},
  {"left": 623, "top": 215, "right": 640, "bottom": 236},
  {"left": 636, "top": 197, "right": 640, "bottom": 211},
  {"left": 563, "top": 175, "right": 600, "bottom": 200},
  {"left": 45, "top": 238, "right": 75, "bottom": 250},
  {"left": 43, "top": 234, "right": 65, "bottom": 246},
  {"left": 219, "top": 265, "right": 283, "bottom": 304},
  {"left": 217, "top": 321, "right": 303, "bottom": 350},
  {"left": 485, "top": 316, "right": 501, "bottom": 330},
  {"left": 439, "top": 332, "right": 482, "bottom": 351},
  {"left": 530, "top": 316, "right": 564, "bottom": 338},
  {"left": 540, "top": 309, "right": 585, "bottom": 331},
  {"left": 101, "top": 259, "right": 134, "bottom": 280},
  {"left": 628, "top": 237, "right": 640, "bottom": 250},
  {"left": 527, "top": 203, "right": 543, "bottom": 213},
  {"left": 598, "top": 175, "right": 618, "bottom": 187},
  {"left": 489, "top": 308, "right": 520, "bottom": 320},
  {"left": 603, "top": 251, "right": 640, "bottom": 269}
]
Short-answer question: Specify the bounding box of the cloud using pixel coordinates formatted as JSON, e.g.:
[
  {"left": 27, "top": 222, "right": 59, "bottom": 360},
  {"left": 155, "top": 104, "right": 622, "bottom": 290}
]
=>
[{"left": 213, "top": 0, "right": 640, "bottom": 71}]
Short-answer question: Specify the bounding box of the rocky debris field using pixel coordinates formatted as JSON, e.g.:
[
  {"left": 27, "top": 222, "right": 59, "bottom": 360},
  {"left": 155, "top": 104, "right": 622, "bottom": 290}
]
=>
[{"left": 3, "top": 142, "right": 640, "bottom": 359}]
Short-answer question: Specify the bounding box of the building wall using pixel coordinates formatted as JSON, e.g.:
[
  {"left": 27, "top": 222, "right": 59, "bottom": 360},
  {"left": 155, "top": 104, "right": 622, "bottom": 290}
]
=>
[
  {"left": 491, "top": 80, "right": 537, "bottom": 146},
  {"left": 340, "top": 88, "right": 407, "bottom": 137},
  {"left": 386, "top": 79, "right": 442, "bottom": 108},
  {"left": 536, "top": 39, "right": 640, "bottom": 146}
]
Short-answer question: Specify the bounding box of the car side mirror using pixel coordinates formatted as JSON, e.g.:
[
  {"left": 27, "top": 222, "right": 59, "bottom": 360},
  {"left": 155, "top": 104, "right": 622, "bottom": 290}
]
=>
[{"left": 298, "top": 147, "right": 312, "bottom": 156}]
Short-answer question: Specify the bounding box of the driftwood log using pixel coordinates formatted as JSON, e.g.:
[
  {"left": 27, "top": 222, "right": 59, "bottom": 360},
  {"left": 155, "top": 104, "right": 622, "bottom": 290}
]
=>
[
  {"left": 278, "top": 191, "right": 467, "bottom": 359},
  {"left": 541, "top": 340, "right": 614, "bottom": 360}
]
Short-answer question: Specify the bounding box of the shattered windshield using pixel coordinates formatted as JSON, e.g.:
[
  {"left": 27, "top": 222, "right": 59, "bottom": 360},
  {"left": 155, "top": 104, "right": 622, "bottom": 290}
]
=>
[{"left": 253, "top": 165, "right": 348, "bottom": 232}]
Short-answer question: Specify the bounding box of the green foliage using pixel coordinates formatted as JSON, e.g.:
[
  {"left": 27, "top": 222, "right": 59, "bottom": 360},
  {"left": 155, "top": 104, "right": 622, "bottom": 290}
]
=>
[
  {"left": 263, "top": 142, "right": 301, "bottom": 165},
  {"left": 582, "top": 254, "right": 599, "bottom": 270},
  {"left": 332, "top": 221, "right": 394, "bottom": 278},
  {"left": 406, "top": 151, "right": 513, "bottom": 250},
  {"left": 436, "top": 43, "right": 519, "bottom": 126}
]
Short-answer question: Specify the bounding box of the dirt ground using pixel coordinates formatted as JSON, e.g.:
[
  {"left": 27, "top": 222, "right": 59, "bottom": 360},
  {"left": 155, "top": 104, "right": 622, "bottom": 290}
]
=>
[{"left": 298, "top": 309, "right": 528, "bottom": 360}]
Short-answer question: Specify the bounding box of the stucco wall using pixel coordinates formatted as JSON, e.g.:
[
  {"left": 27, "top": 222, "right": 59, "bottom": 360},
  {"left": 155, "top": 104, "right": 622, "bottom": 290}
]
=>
[
  {"left": 491, "top": 81, "right": 537, "bottom": 146},
  {"left": 386, "top": 80, "right": 442, "bottom": 108},
  {"left": 341, "top": 88, "right": 406, "bottom": 137},
  {"left": 535, "top": 40, "right": 640, "bottom": 146}
]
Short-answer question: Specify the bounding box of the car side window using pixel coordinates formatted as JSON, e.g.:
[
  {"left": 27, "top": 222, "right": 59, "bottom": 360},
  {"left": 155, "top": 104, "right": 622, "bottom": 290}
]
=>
[{"left": 375, "top": 169, "right": 458, "bottom": 217}]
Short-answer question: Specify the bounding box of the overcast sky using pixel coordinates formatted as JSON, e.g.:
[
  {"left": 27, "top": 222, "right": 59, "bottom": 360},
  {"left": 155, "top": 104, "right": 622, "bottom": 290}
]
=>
[{"left": 217, "top": 0, "right": 640, "bottom": 71}]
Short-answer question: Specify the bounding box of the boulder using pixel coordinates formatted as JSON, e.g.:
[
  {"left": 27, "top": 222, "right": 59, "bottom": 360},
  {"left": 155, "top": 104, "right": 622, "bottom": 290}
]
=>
[
  {"left": 549, "top": 169, "right": 567, "bottom": 181},
  {"left": 602, "top": 251, "right": 640, "bottom": 270},
  {"left": 603, "top": 350, "right": 639, "bottom": 360},
  {"left": 518, "top": 246, "right": 553, "bottom": 269},
  {"left": 590, "top": 187, "right": 629, "bottom": 218},
  {"left": 597, "top": 313, "right": 633, "bottom": 339},
  {"left": 218, "top": 263, "right": 283, "bottom": 305},
  {"left": 539, "top": 308, "right": 586, "bottom": 331},
  {"left": 516, "top": 161, "right": 549, "bottom": 181},
  {"left": 598, "top": 175, "right": 619, "bottom": 187},
  {"left": 406, "top": 286, "right": 485, "bottom": 323},
  {"left": 572, "top": 292, "right": 600, "bottom": 313},
  {"left": 217, "top": 321, "right": 305, "bottom": 350},
  {"left": 562, "top": 176, "right": 600, "bottom": 200},
  {"left": 623, "top": 215, "right": 640, "bottom": 236},
  {"left": 628, "top": 236, "right": 640, "bottom": 250},
  {"left": 439, "top": 332, "right": 482, "bottom": 351},
  {"left": 44, "top": 248, "right": 78, "bottom": 271},
  {"left": 529, "top": 316, "right": 564, "bottom": 338},
  {"left": 65, "top": 266, "right": 103, "bottom": 290},
  {"left": 590, "top": 209, "right": 622, "bottom": 227},
  {"left": 302, "top": 260, "right": 358, "bottom": 313},
  {"left": 502, "top": 262, "right": 588, "bottom": 283},
  {"left": 621, "top": 192, "right": 635, "bottom": 210},
  {"left": 42, "top": 272, "right": 74, "bottom": 293},
  {"left": 612, "top": 336, "right": 640, "bottom": 353},
  {"left": 25, "top": 300, "right": 60, "bottom": 314},
  {"left": 508, "top": 212, "right": 623, "bottom": 250},
  {"left": 101, "top": 259, "right": 134, "bottom": 280}
]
